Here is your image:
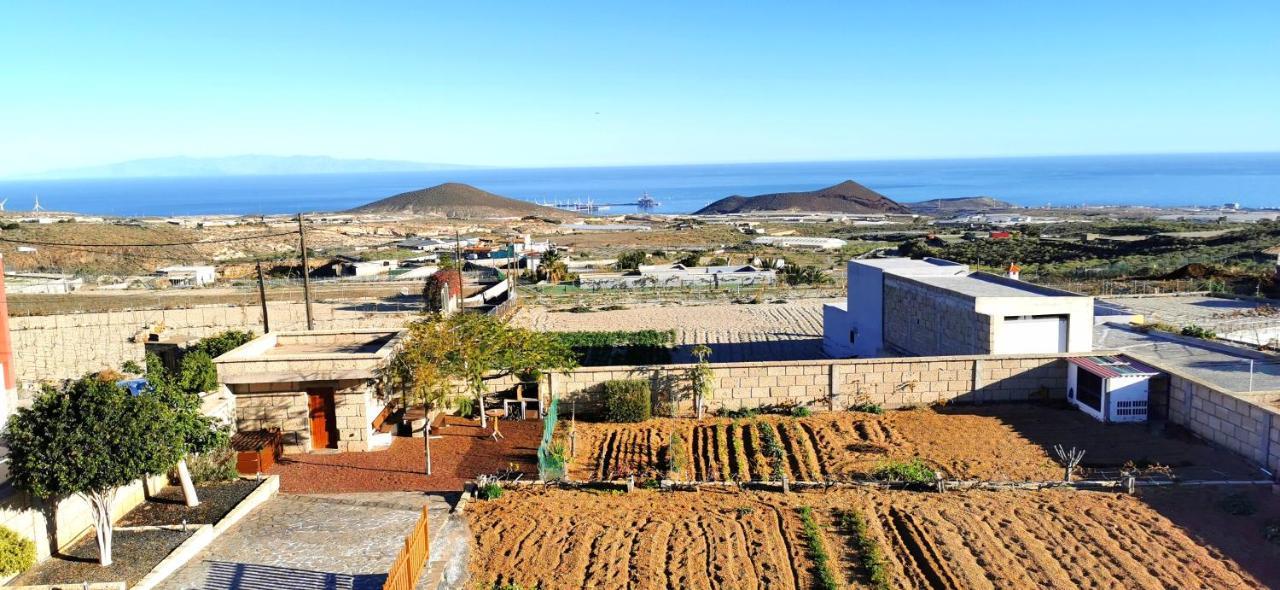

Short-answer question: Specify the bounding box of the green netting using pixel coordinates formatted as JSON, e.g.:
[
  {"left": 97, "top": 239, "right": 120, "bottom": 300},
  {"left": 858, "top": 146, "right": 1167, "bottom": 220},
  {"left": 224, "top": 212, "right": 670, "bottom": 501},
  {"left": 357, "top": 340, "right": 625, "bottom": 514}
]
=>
[{"left": 537, "top": 396, "right": 563, "bottom": 481}]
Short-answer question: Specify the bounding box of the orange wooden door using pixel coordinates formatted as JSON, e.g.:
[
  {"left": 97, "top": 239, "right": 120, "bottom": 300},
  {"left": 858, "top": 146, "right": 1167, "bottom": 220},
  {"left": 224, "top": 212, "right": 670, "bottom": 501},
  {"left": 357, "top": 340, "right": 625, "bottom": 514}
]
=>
[{"left": 307, "top": 390, "right": 337, "bottom": 449}]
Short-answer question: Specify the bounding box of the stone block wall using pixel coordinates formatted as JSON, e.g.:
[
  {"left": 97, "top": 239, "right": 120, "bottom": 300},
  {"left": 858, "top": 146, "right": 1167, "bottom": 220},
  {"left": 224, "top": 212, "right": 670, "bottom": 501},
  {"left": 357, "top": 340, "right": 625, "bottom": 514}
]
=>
[
  {"left": 540, "top": 353, "right": 1071, "bottom": 417},
  {"left": 882, "top": 277, "right": 991, "bottom": 356},
  {"left": 1160, "top": 366, "right": 1280, "bottom": 475},
  {"left": 10, "top": 301, "right": 416, "bottom": 391},
  {"left": 229, "top": 378, "right": 376, "bottom": 453}
]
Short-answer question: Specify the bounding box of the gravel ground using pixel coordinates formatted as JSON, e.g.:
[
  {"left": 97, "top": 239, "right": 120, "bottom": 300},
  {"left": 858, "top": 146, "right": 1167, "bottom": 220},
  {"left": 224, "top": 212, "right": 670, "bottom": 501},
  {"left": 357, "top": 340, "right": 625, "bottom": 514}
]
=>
[
  {"left": 13, "top": 528, "right": 193, "bottom": 586},
  {"left": 271, "top": 416, "right": 541, "bottom": 493},
  {"left": 118, "top": 479, "right": 263, "bottom": 527},
  {"left": 514, "top": 300, "right": 833, "bottom": 363}
]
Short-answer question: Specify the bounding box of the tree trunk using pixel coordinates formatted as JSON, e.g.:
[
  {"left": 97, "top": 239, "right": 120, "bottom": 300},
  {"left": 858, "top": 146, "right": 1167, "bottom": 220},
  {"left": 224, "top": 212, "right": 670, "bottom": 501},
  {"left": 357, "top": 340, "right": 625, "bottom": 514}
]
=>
[
  {"left": 85, "top": 490, "right": 116, "bottom": 567},
  {"left": 478, "top": 391, "right": 487, "bottom": 429},
  {"left": 423, "top": 402, "right": 433, "bottom": 476},
  {"left": 177, "top": 458, "right": 200, "bottom": 507}
]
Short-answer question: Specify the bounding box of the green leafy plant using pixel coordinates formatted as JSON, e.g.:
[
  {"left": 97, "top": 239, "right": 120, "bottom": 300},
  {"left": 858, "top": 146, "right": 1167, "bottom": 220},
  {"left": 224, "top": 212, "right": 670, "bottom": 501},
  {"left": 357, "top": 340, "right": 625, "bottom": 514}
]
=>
[
  {"left": 756, "top": 422, "right": 786, "bottom": 481},
  {"left": 717, "top": 407, "right": 759, "bottom": 419},
  {"left": 791, "top": 406, "right": 813, "bottom": 418},
  {"left": 186, "top": 446, "right": 239, "bottom": 484},
  {"left": 601, "top": 379, "right": 652, "bottom": 423},
  {"left": 550, "top": 330, "right": 675, "bottom": 365},
  {"left": 615, "top": 250, "right": 647, "bottom": 271},
  {"left": 870, "top": 458, "right": 936, "bottom": 484},
  {"left": 689, "top": 344, "right": 714, "bottom": 419},
  {"left": 849, "top": 401, "right": 884, "bottom": 414},
  {"left": 0, "top": 526, "right": 35, "bottom": 576},
  {"left": 4, "top": 376, "right": 185, "bottom": 566},
  {"left": 477, "top": 483, "right": 504, "bottom": 500},
  {"left": 838, "top": 509, "right": 891, "bottom": 589},
  {"left": 798, "top": 507, "right": 844, "bottom": 590},
  {"left": 1180, "top": 324, "right": 1218, "bottom": 339},
  {"left": 120, "top": 359, "right": 144, "bottom": 374},
  {"left": 665, "top": 432, "right": 688, "bottom": 480},
  {"left": 187, "top": 330, "right": 255, "bottom": 358}
]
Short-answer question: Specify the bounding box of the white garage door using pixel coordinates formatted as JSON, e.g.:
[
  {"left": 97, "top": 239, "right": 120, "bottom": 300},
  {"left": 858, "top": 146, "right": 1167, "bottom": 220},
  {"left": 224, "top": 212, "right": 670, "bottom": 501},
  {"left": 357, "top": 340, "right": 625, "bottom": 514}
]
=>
[{"left": 995, "top": 315, "right": 1068, "bottom": 354}]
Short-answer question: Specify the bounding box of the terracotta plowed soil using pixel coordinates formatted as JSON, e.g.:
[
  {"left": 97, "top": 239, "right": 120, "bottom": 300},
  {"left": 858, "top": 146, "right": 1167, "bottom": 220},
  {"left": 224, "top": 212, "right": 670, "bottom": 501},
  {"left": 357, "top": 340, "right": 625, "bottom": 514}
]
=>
[
  {"left": 466, "top": 487, "right": 1267, "bottom": 589},
  {"left": 570, "top": 405, "right": 1261, "bottom": 482}
]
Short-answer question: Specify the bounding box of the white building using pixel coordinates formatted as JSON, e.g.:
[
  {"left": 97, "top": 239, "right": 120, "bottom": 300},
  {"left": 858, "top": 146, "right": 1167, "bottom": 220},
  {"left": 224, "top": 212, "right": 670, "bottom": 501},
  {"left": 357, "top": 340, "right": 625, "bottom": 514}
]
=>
[
  {"left": 156, "top": 265, "right": 217, "bottom": 287},
  {"left": 340, "top": 259, "right": 400, "bottom": 277},
  {"left": 751, "top": 236, "right": 848, "bottom": 250},
  {"left": 580, "top": 263, "right": 776, "bottom": 289},
  {"left": 822, "top": 257, "right": 1093, "bottom": 358}
]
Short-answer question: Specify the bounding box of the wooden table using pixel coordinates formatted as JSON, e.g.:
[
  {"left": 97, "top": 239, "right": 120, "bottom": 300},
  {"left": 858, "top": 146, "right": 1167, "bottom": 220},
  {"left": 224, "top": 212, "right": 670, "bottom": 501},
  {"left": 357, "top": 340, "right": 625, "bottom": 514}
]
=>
[{"left": 485, "top": 409, "right": 506, "bottom": 440}]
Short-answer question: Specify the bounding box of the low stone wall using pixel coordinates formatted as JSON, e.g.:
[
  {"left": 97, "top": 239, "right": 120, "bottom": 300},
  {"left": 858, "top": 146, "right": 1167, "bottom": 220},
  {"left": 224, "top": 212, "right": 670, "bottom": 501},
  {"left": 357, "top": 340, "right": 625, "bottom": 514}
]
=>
[
  {"left": 10, "top": 301, "right": 416, "bottom": 391},
  {"left": 0, "top": 473, "right": 168, "bottom": 567},
  {"left": 542, "top": 352, "right": 1076, "bottom": 416}
]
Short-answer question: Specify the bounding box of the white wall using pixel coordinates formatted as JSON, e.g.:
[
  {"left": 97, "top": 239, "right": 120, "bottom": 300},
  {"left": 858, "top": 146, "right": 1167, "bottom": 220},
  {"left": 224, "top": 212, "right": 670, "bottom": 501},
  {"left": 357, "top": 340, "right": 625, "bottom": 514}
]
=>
[
  {"left": 976, "top": 295, "right": 1094, "bottom": 354},
  {"left": 843, "top": 262, "right": 887, "bottom": 357}
]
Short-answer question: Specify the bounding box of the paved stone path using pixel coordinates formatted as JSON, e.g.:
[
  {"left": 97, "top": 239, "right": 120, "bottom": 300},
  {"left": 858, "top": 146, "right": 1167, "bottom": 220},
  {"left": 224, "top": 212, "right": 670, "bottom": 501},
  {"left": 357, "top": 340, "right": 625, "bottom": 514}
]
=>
[{"left": 161, "top": 493, "right": 469, "bottom": 590}]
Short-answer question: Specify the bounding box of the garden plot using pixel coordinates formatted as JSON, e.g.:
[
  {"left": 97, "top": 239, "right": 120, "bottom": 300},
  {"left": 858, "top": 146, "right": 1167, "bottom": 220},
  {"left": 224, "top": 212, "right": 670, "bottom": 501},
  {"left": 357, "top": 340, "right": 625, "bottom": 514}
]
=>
[
  {"left": 569, "top": 405, "right": 1263, "bottom": 483},
  {"left": 466, "top": 487, "right": 1262, "bottom": 589},
  {"left": 569, "top": 410, "right": 1063, "bottom": 482}
]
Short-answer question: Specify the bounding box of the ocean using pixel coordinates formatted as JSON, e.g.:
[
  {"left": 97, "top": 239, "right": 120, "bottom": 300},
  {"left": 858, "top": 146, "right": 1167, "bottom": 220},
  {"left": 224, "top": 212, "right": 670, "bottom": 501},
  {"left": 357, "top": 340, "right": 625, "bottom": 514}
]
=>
[{"left": 0, "top": 152, "right": 1276, "bottom": 217}]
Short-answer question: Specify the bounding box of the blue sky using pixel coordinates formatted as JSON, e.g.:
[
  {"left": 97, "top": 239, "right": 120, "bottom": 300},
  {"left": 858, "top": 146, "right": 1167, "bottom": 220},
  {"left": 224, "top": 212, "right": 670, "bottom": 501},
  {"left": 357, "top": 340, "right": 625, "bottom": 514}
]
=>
[{"left": 1, "top": 1, "right": 1277, "bottom": 175}]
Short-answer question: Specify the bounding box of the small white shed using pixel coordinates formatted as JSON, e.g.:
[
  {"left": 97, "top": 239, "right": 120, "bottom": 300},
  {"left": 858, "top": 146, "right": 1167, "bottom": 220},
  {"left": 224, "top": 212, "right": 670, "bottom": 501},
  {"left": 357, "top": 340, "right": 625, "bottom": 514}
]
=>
[{"left": 1066, "top": 355, "right": 1160, "bottom": 423}]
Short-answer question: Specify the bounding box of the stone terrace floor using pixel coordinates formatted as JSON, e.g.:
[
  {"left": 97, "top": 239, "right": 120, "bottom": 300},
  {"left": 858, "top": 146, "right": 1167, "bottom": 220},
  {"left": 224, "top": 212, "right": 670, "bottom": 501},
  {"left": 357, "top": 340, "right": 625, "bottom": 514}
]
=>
[{"left": 160, "top": 493, "right": 469, "bottom": 590}]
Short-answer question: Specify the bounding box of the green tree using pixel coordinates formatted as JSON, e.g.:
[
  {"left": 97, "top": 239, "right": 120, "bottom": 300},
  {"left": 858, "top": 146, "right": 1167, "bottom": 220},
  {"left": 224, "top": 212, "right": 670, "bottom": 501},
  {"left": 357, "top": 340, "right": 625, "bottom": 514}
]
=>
[
  {"left": 380, "top": 313, "right": 578, "bottom": 473},
  {"left": 4, "top": 376, "right": 183, "bottom": 566},
  {"left": 615, "top": 250, "right": 647, "bottom": 271},
  {"left": 676, "top": 250, "right": 703, "bottom": 267},
  {"left": 688, "top": 344, "right": 714, "bottom": 419},
  {"left": 146, "top": 353, "right": 232, "bottom": 506}
]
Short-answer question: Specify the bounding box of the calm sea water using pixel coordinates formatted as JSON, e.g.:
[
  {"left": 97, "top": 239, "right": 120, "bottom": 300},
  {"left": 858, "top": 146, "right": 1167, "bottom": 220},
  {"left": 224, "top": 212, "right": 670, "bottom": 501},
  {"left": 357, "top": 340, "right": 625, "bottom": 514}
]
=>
[{"left": 0, "top": 153, "right": 1276, "bottom": 216}]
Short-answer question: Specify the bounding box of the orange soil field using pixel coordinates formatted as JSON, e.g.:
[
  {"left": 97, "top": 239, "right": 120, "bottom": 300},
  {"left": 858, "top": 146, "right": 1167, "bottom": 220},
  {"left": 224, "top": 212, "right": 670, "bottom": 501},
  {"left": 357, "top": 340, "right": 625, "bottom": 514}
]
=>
[
  {"left": 467, "top": 487, "right": 1262, "bottom": 589},
  {"left": 568, "top": 405, "right": 1261, "bottom": 482},
  {"left": 569, "top": 410, "right": 1061, "bottom": 482}
]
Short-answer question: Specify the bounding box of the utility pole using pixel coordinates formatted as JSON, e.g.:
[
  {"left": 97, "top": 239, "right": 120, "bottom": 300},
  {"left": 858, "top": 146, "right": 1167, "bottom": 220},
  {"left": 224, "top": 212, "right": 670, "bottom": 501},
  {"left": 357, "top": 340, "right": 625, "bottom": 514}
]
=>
[
  {"left": 297, "top": 213, "right": 314, "bottom": 330},
  {"left": 255, "top": 261, "right": 271, "bottom": 334}
]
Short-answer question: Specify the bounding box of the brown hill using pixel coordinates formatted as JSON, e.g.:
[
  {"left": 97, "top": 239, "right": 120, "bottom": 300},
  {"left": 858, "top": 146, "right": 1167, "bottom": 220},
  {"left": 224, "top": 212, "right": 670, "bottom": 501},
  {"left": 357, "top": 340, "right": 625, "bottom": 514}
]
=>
[
  {"left": 693, "top": 180, "right": 910, "bottom": 215},
  {"left": 348, "top": 183, "right": 572, "bottom": 219}
]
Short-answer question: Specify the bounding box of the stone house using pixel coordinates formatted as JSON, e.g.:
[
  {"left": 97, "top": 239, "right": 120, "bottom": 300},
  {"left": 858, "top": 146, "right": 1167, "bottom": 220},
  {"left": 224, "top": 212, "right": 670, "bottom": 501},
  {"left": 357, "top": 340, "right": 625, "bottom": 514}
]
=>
[{"left": 213, "top": 329, "right": 403, "bottom": 453}]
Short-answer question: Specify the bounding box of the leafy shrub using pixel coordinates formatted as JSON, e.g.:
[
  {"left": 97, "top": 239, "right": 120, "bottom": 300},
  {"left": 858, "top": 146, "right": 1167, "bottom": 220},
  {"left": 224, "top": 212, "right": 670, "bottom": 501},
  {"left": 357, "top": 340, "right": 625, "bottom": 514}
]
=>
[
  {"left": 717, "top": 407, "right": 759, "bottom": 419},
  {"left": 838, "top": 510, "right": 890, "bottom": 589},
  {"left": 120, "top": 359, "right": 144, "bottom": 374},
  {"left": 178, "top": 351, "right": 218, "bottom": 393},
  {"left": 756, "top": 422, "right": 786, "bottom": 481},
  {"left": 615, "top": 250, "right": 647, "bottom": 271},
  {"left": 781, "top": 265, "right": 829, "bottom": 285},
  {"left": 601, "top": 380, "right": 651, "bottom": 423},
  {"left": 187, "top": 446, "right": 239, "bottom": 484},
  {"left": 798, "top": 507, "right": 843, "bottom": 590},
  {"left": 477, "top": 483, "right": 504, "bottom": 500},
  {"left": 870, "top": 458, "right": 935, "bottom": 484},
  {"left": 0, "top": 526, "right": 35, "bottom": 576},
  {"left": 188, "top": 330, "right": 255, "bottom": 358},
  {"left": 551, "top": 330, "right": 675, "bottom": 365},
  {"left": 665, "top": 433, "right": 688, "bottom": 479},
  {"left": 791, "top": 406, "right": 813, "bottom": 418},
  {"left": 1181, "top": 324, "right": 1218, "bottom": 339},
  {"left": 849, "top": 402, "right": 884, "bottom": 414}
]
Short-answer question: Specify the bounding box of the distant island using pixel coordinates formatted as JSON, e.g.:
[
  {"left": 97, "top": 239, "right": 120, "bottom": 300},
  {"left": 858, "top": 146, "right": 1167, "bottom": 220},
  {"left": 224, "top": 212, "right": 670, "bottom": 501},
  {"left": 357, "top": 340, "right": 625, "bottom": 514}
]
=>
[
  {"left": 694, "top": 180, "right": 911, "bottom": 215},
  {"left": 22, "top": 155, "right": 480, "bottom": 180},
  {"left": 906, "top": 196, "right": 1015, "bottom": 215},
  {"left": 348, "top": 182, "right": 573, "bottom": 219}
]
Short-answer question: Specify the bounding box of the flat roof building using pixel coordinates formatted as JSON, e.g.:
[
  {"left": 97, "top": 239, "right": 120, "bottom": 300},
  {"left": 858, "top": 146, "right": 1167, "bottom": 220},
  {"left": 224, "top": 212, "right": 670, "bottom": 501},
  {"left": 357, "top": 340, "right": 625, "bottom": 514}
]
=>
[
  {"left": 214, "top": 329, "right": 403, "bottom": 453},
  {"left": 823, "top": 257, "right": 1093, "bottom": 358}
]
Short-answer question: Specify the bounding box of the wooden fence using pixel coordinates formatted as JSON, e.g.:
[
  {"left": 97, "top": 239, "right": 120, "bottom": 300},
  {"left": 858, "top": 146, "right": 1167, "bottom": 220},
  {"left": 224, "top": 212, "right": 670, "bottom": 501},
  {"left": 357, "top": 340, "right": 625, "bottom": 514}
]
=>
[{"left": 383, "top": 505, "right": 431, "bottom": 590}]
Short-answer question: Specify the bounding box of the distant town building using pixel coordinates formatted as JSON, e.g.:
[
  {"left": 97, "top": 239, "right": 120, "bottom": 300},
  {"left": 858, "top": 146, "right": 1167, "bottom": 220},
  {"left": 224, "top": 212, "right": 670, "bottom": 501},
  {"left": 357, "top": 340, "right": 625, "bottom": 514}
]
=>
[
  {"left": 394, "top": 236, "right": 480, "bottom": 252},
  {"left": 562, "top": 223, "right": 652, "bottom": 232},
  {"left": 579, "top": 263, "right": 776, "bottom": 289},
  {"left": 339, "top": 259, "right": 400, "bottom": 277},
  {"left": 156, "top": 265, "right": 217, "bottom": 287},
  {"left": 823, "top": 258, "right": 1093, "bottom": 358},
  {"left": 2, "top": 272, "right": 83, "bottom": 294},
  {"left": 750, "top": 236, "right": 848, "bottom": 250}
]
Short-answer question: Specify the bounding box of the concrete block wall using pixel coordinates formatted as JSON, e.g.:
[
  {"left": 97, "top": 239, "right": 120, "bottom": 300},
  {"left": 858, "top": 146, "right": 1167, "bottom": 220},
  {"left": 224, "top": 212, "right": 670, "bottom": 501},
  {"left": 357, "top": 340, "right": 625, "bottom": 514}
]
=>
[
  {"left": 882, "top": 278, "right": 990, "bottom": 356},
  {"left": 1159, "top": 366, "right": 1280, "bottom": 475},
  {"left": 540, "top": 353, "right": 1072, "bottom": 417},
  {"left": 9, "top": 301, "right": 416, "bottom": 391}
]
